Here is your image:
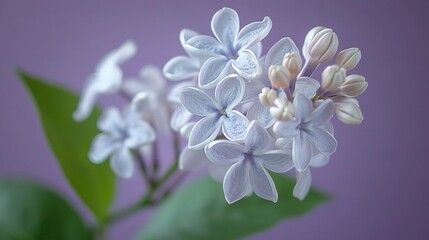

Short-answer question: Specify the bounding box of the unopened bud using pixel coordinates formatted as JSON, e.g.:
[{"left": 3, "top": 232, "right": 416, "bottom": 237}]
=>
[
  {"left": 321, "top": 65, "right": 346, "bottom": 91},
  {"left": 258, "top": 87, "right": 278, "bottom": 106},
  {"left": 302, "top": 26, "right": 325, "bottom": 61},
  {"left": 268, "top": 65, "right": 291, "bottom": 88},
  {"left": 340, "top": 74, "right": 368, "bottom": 97},
  {"left": 336, "top": 48, "right": 361, "bottom": 71},
  {"left": 335, "top": 99, "right": 363, "bottom": 125},
  {"left": 270, "top": 98, "right": 294, "bottom": 121},
  {"left": 282, "top": 52, "right": 302, "bottom": 79},
  {"left": 308, "top": 28, "right": 339, "bottom": 63}
]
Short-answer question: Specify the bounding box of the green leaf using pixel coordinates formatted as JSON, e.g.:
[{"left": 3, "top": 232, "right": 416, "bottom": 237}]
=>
[
  {"left": 18, "top": 70, "right": 115, "bottom": 222},
  {"left": 135, "top": 174, "right": 329, "bottom": 240},
  {"left": 0, "top": 179, "right": 92, "bottom": 240}
]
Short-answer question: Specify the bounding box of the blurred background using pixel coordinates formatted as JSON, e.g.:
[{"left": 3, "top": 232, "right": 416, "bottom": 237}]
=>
[{"left": 1, "top": 0, "right": 429, "bottom": 239}]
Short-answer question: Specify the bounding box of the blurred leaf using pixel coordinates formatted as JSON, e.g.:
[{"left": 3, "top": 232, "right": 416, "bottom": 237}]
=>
[
  {"left": 0, "top": 180, "right": 92, "bottom": 240},
  {"left": 134, "top": 174, "right": 329, "bottom": 240},
  {"left": 18, "top": 71, "right": 115, "bottom": 222}
]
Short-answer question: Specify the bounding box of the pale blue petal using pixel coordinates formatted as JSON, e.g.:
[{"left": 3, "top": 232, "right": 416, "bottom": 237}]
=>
[
  {"left": 293, "top": 132, "right": 312, "bottom": 172},
  {"left": 171, "top": 107, "right": 193, "bottom": 131},
  {"left": 242, "top": 80, "right": 265, "bottom": 103},
  {"left": 308, "top": 99, "right": 334, "bottom": 127},
  {"left": 273, "top": 121, "right": 300, "bottom": 139},
  {"left": 198, "top": 56, "right": 231, "bottom": 89},
  {"left": 245, "top": 121, "right": 271, "bottom": 151},
  {"left": 307, "top": 127, "right": 337, "bottom": 155},
  {"left": 179, "top": 87, "right": 219, "bottom": 116},
  {"left": 246, "top": 101, "right": 275, "bottom": 128},
  {"left": 89, "top": 134, "right": 121, "bottom": 164},
  {"left": 231, "top": 50, "right": 261, "bottom": 80},
  {"left": 205, "top": 140, "right": 246, "bottom": 165},
  {"left": 255, "top": 150, "right": 294, "bottom": 173},
  {"left": 222, "top": 110, "right": 249, "bottom": 141},
  {"left": 293, "top": 169, "right": 312, "bottom": 200},
  {"left": 211, "top": 7, "right": 239, "bottom": 47},
  {"left": 125, "top": 120, "right": 156, "bottom": 148},
  {"left": 179, "top": 147, "right": 207, "bottom": 171},
  {"left": 180, "top": 28, "right": 199, "bottom": 47},
  {"left": 208, "top": 162, "right": 230, "bottom": 182},
  {"left": 223, "top": 160, "right": 250, "bottom": 204},
  {"left": 249, "top": 161, "right": 278, "bottom": 202},
  {"left": 250, "top": 42, "right": 262, "bottom": 58},
  {"left": 163, "top": 56, "right": 200, "bottom": 81},
  {"left": 235, "top": 16, "right": 272, "bottom": 50},
  {"left": 215, "top": 75, "right": 245, "bottom": 109},
  {"left": 265, "top": 37, "right": 300, "bottom": 67},
  {"left": 275, "top": 138, "right": 293, "bottom": 150},
  {"left": 293, "top": 93, "right": 313, "bottom": 122},
  {"left": 184, "top": 35, "right": 225, "bottom": 59},
  {"left": 310, "top": 153, "right": 330, "bottom": 168},
  {"left": 189, "top": 116, "right": 222, "bottom": 150},
  {"left": 97, "top": 107, "right": 125, "bottom": 136},
  {"left": 110, "top": 146, "right": 135, "bottom": 178},
  {"left": 294, "top": 77, "right": 320, "bottom": 98}
]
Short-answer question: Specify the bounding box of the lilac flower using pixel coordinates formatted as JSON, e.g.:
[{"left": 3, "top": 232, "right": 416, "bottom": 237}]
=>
[
  {"left": 179, "top": 75, "right": 249, "bottom": 149},
  {"left": 205, "top": 121, "right": 293, "bottom": 203},
  {"left": 89, "top": 107, "right": 155, "bottom": 178},
  {"left": 167, "top": 81, "right": 194, "bottom": 132},
  {"left": 273, "top": 94, "right": 337, "bottom": 172},
  {"left": 184, "top": 7, "right": 272, "bottom": 88},
  {"left": 73, "top": 40, "right": 137, "bottom": 121}
]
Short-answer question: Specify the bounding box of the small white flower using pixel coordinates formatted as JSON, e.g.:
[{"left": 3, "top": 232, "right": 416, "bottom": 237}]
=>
[
  {"left": 89, "top": 107, "right": 156, "bottom": 178},
  {"left": 179, "top": 75, "right": 249, "bottom": 149},
  {"left": 273, "top": 94, "right": 337, "bottom": 171},
  {"left": 205, "top": 121, "right": 293, "bottom": 203},
  {"left": 73, "top": 40, "right": 137, "bottom": 121}
]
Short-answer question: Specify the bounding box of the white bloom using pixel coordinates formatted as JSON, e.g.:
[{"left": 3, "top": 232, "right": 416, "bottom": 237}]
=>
[
  {"left": 73, "top": 40, "right": 137, "bottom": 121},
  {"left": 89, "top": 107, "right": 156, "bottom": 178},
  {"left": 273, "top": 94, "right": 337, "bottom": 171},
  {"left": 205, "top": 121, "right": 293, "bottom": 203},
  {"left": 179, "top": 75, "right": 249, "bottom": 149}
]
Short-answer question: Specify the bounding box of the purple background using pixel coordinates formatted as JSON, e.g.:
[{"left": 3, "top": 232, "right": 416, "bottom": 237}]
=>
[{"left": 1, "top": 0, "right": 428, "bottom": 239}]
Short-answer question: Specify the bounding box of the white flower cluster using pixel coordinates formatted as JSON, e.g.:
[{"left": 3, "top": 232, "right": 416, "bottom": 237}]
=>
[{"left": 74, "top": 7, "right": 367, "bottom": 204}]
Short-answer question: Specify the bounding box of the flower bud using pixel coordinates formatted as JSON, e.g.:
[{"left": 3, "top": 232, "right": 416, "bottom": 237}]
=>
[
  {"left": 340, "top": 74, "right": 368, "bottom": 97},
  {"left": 336, "top": 48, "right": 361, "bottom": 71},
  {"left": 282, "top": 52, "right": 302, "bottom": 80},
  {"left": 258, "top": 87, "right": 278, "bottom": 106},
  {"left": 308, "top": 28, "right": 339, "bottom": 63},
  {"left": 268, "top": 65, "right": 291, "bottom": 89},
  {"left": 302, "top": 26, "right": 325, "bottom": 61},
  {"left": 270, "top": 98, "right": 294, "bottom": 121},
  {"left": 335, "top": 100, "right": 363, "bottom": 125},
  {"left": 321, "top": 65, "right": 346, "bottom": 91}
]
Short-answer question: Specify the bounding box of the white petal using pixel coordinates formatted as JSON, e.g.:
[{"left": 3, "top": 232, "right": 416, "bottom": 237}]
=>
[
  {"left": 139, "top": 65, "right": 166, "bottom": 91},
  {"left": 215, "top": 75, "right": 245, "bottom": 109},
  {"left": 293, "top": 169, "right": 312, "bottom": 200},
  {"left": 235, "top": 16, "right": 272, "bottom": 49},
  {"left": 121, "top": 78, "right": 146, "bottom": 97},
  {"left": 163, "top": 56, "right": 200, "bottom": 81},
  {"left": 110, "top": 146, "right": 135, "bottom": 178},
  {"left": 211, "top": 7, "right": 239, "bottom": 47},
  {"left": 179, "top": 87, "right": 219, "bottom": 116},
  {"left": 231, "top": 50, "right": 261, "bottom": 80},
  {"left": 180, "top": 28, "right": 199, "bottom": 47},
  {"left": 130, "top": 92, "right": 151, "bottom": 114},
  {"left": 246, "top": 101, "right": 275, "bottom": 128},
  {"left": 250, "top": 42, "right": 262, "bottom": 58},
  {"left": 308, "top": 99, "right": 334, "bottom": 127},
  {"left": 171, "top": 107, "right": 193, "bottom": 131},
  {"left": 249, "top": 161, "right": 278, "bottom": 202},
  {"left": 184, "top": 35, "right": 225, "bottom": 59},
  {"left": 73, "top": 82, "right": 100, "bottom": 121},
  {"left": 244, "top": 121, "right": 271, "bottom": 151},
  {"left": 293, "top": 93, "right": 313, "bottom": 122},
  {"left": 307, "top": 127, "right": 337, "bottom": 155},
  {"left": 222, "top": 110, "right": 249, "bottom": 141},
  {"left": 242, "top": 80, "right": 265, "bottom": 103},
  {"left": 100, "top": 40, "right": 137, "bottom": 65},
  {"left": 310, "top": 153, "right": 330, "bottom": 168},
  {"left": 208, "top": 162, "right": 230, "bottom": 182},
  {"left": 179, "top": 122, "right": 196, "bottom": 139},
  {"left": 205, "top": 140, "right": 246, "bottom": 165},
  {"left": 89, "top": 134, "right": 121, "bottom": 164},
  {"left": 275, "top": 138, "right": 293, "bottom": 150},
  {"left": 97, "top": 107, "right": 125, "bottom": 135},
  {"left": 294, "top": 77, "right": 320, "bottom": 98},
  {"left": 265, "top": 37, "right": 300, "bottom": 67},
  {"left": 293, "top": 132, "right": 312, "bottom": 172},
  {"left": 188, "top": 116, "right": 222, "bottom": 150},
  {"left": 255, "top": 150, "right": 294, "bottom": 173},
  {"left": 273, "top": 121, "right": 299, "bottom": 139},
  {"left": 223, "top": 160, "right": 250, "bottom": 204},
  {"left": 179, "top": 147, "right": 207, "bottom": 171},
  {"left": 198, "top": 56, "right": 231, "bottom": 89},
  {"left": 125, "top": 121, "right": 156, "bottom": 148}
]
